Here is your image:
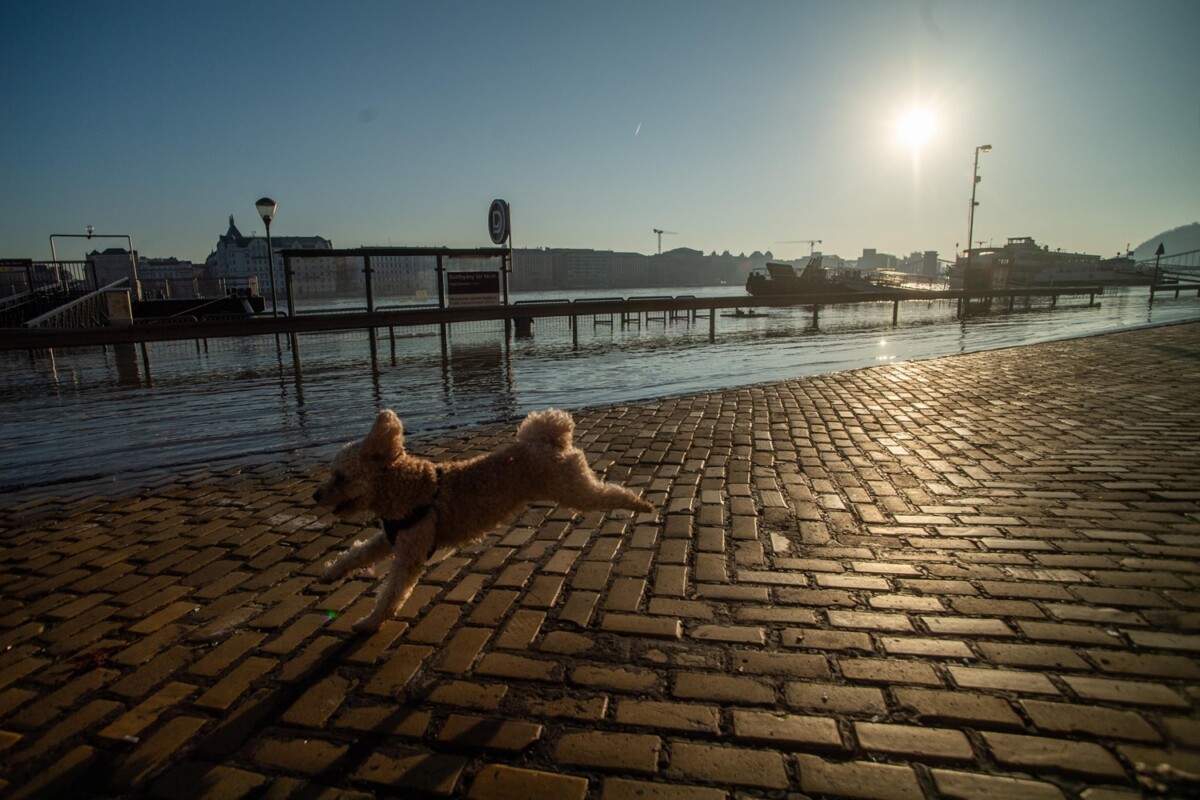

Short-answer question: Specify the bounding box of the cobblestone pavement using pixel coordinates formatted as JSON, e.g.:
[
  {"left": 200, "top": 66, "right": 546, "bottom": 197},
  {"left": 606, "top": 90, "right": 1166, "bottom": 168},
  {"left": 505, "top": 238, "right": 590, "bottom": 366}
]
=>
[{"left": 3, "top": 322, "right": 1200, "bottom": 800}]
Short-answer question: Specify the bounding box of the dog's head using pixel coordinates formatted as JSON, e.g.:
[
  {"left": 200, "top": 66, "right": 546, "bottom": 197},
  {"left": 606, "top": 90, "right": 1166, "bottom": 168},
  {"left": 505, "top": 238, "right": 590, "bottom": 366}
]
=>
[{"left": 313, "top": 409, "right": 406, "bottom": 517}]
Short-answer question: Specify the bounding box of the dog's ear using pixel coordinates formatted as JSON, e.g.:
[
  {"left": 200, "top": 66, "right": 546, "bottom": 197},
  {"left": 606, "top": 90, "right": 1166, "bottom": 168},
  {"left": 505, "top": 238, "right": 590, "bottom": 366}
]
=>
[{"left": 363, "top": 409, "right": 405, "bottom": 460}]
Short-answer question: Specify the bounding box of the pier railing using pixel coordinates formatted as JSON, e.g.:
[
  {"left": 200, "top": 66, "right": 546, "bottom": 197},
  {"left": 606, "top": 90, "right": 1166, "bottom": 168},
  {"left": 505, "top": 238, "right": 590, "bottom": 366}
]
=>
[
  {"left": 21, "top": 279, "right": 130, "bottom": 330},
  {"left": 0, "top": 284, "right": 1107, "bottom": 351}
]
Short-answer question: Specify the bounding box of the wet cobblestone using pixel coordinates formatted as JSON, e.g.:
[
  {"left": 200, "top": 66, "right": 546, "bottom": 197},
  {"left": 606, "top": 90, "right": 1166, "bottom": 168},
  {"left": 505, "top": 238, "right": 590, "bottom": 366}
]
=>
[{"left": 2, "top": 322, "right": 1199, "bottom": 798}]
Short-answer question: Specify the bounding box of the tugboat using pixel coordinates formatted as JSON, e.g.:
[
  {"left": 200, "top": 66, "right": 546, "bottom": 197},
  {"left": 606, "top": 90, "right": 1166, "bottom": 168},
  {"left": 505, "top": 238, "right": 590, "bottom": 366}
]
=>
[{"left": 745, "top": 257, "right": 853, "bottom": 297}]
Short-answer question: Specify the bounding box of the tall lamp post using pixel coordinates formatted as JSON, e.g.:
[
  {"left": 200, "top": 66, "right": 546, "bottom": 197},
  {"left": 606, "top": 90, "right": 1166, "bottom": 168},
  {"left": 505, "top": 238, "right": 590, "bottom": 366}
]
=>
[
  {"left": 965, "top": 144, "right": 993, "bottom": 279},
  {"left": 255, "top": 197, "right": 278, "bottom": 317}
]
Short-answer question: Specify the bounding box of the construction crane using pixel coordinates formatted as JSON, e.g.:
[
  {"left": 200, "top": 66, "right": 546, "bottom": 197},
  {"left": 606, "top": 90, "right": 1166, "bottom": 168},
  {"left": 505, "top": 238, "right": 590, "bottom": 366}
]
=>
[
  {"left": 653, "top": 228, "right": 677, "bottom": 254},
  {"left": 777, "top": 239, "right": 822, "bottom": 256}
]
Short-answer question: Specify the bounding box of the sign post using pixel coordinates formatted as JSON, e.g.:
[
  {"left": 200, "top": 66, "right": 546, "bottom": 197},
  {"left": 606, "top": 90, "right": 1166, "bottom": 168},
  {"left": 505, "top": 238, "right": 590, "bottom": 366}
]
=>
[{"left": 489, "top": 199, "right": 512, "bottom": 307}]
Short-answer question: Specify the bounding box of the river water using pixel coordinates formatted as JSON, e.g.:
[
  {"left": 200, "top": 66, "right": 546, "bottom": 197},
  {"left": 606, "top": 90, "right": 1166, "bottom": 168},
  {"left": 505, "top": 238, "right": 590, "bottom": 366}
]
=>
[{"left": 2, "top": 286, "right": 1198, "bottom": 498}]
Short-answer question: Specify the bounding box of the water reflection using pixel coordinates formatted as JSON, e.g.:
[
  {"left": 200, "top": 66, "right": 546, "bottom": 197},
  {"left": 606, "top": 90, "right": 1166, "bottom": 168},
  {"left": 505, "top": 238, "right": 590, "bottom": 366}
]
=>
[{"left": 113, "top": 343, "right": 143, "bottom": 387}]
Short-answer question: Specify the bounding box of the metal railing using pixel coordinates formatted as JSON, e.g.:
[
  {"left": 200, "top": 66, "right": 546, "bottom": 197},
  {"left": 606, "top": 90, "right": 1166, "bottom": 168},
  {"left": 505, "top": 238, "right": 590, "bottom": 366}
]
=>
[
  {"left": 23, "top": 279, "right": 129, "bottom": 329},
  {"left": 0, "top": 283, "right": 1111, "bottom": 351},
  {"left": 0, "top": 286, "right": 91, "bottom": 327}
]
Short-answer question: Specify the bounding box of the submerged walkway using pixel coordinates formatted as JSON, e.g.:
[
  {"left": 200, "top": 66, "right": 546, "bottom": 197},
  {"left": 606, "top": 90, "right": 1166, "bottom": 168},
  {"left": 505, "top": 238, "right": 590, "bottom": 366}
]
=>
[{"left": 1, "top": 322, "right": 1199, "bottom": 799}]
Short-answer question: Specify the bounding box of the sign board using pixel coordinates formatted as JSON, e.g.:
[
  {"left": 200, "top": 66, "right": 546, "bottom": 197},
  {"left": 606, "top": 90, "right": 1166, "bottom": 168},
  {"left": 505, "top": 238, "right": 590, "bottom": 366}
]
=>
[
  {"left": 447, "top": 270, "right": 500, "bottom": 307},
  {"left": 0, "top": 258, "right": 33, "bottom": 293},
  {"left": 488, "top": 199, "right": 510, "bottom": 245}
]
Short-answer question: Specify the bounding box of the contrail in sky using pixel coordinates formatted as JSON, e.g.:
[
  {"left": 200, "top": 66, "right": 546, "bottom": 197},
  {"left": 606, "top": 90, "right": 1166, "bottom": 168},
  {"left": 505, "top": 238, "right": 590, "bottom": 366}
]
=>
[{"left": 634, "top": 122, "right": 641, "bottom": 136}]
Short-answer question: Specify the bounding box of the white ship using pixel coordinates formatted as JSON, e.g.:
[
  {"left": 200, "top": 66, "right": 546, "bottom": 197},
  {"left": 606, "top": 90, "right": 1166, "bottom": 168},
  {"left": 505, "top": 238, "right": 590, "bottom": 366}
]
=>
[{"left": 949, "top": 236, "right": 1148, "bottom": 289}]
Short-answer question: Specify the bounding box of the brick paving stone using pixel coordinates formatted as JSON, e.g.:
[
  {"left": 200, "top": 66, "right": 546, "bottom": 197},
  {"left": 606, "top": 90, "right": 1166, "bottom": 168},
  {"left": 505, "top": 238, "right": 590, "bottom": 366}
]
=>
[
  {"left": 667, "top": 742, "right": 789, "bottom": 790},
  {"left": 434, "top": 627, "right": 492, "bottom": 674},
  {"left": 572, "top": 664, "right": 660, "bottom": 693},
  {"left": 364, "top": 644, "right": 435, "bottom": 694},
  {"left": 785, "top": 682, "right": 888, "bottom": 716},
  {"left": 355, "top": 749, "right": 468, "bottom": 796},
  {"left": 838, "top": 658, "right": 942, "bottom": 687},
  {"left": 783, "top": 628, "right": 873, "bottom": 651},
  {"left": 947, "top": 666, "right": 1061, "bottom": 695},
  {"left": 1060, "top": 675, "right": 1190, "bottom": 708},
  {"left": 556, "top": 730, "right": 662, "bottom": 774},
  {"left": 880, "top": 636, "right": 975, "bottom": 659},
  {"left": 794, "top": 753, "right": 923, "bottom": 800},
  {"left": 854, "top": 721, "right": 975, "bottom": 762},
  {"left": 1020, "top": 699, "right": 1162, "bottom": 742},
  {"left": 437, "top": 713, "right": 542, "bottom": 752},
  {"left": 98, "top": 681, "right": 197, "bottom": 742},
  {"left": 146, "top": 761, "right": 268, "bottom": 800},
  {"left": 733, "top": 650, "right": 831, "bottom": 678},
  {"left": 981, "top": 731, "right": 1126, "bottom": 780},
  {"left": 466, "top": 763, "right": 588, "bottom": 800},
  {"left": 475, "top": 652, "right": 562, "bottom": 682},
  {"left": 600, "top": 777, "right": 727, "bottom": 800},
  {"left": 892, "top": 687, "right": 1023, "bottom": 729},
  {"left": 515, "top": 693, "right": 609, "bottom": 721},
  {"left": 1087, "top": 649, "right": 1200, "bottom": 679},
  {"left": 333, "top": 705, "right": 431, "bottom": 737},
  {"left": 673, "top": 672, "right": 776, "bottom": 704},
  {"left": 975, "top": 642, "right": 1091, "bottom": 670},
  {"left": 731, "top": 709, "right": 844, "bottom": 750},
  {"left": 601, "top": 613, "right": 682, "bottom": 639},
  {"left": 615, "top": 700, "right": 720, "bottom": 734},
  {"left": 930, "top": 769, "right": 1067, "bottom": 800},
  {"left": 112, "top": 714, "right": 209, "bottom": 788}
]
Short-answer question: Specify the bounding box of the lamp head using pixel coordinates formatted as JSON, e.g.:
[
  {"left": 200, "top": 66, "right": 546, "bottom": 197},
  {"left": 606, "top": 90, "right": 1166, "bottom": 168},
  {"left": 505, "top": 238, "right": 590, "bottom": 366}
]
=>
[
  {"left": 255, "top": 197, "right": 277, "bottom": 225},
  {"left": 978, "top": 144, "right": 993, "bottom": 153}
]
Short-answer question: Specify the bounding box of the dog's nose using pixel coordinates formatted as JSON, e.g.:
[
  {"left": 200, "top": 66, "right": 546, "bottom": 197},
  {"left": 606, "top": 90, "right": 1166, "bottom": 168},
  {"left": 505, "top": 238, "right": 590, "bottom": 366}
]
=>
[{"left": 312, "top": 489, "right": 323, "bottom": 503}]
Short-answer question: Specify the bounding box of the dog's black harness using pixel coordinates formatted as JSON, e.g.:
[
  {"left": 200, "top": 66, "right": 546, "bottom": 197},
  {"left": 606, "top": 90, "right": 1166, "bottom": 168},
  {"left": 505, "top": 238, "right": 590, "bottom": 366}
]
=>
[{"left": 382, "top": 466, "right": 443, "bottom": 550}]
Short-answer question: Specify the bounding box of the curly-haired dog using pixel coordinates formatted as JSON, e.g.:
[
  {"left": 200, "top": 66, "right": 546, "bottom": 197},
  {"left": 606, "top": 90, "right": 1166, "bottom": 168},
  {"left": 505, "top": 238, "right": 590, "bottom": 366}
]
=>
[{"left": 313, "top": 408, "right": 653, "bottom": 632}]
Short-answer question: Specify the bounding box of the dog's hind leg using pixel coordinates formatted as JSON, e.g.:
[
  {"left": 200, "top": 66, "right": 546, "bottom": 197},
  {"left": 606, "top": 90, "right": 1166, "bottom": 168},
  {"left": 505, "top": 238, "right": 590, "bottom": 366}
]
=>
[
  {"left": 317, "top": 528, "right": 392, "bottom": 584},
  {"left": 551, "top": 452, "right": 654, "bottom": 513},
  {"left": 567, "top": 481, "right": 654, "bottom": 513},
  {"left": 352, "top": 516, "right": 436, "bottom": 633}
]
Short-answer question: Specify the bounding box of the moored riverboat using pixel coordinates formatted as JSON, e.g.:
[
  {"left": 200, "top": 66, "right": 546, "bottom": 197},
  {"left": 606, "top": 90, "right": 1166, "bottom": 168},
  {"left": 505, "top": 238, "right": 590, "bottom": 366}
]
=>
[{"left": 949, "top": 236, "right": 1150, "bottom": 289}]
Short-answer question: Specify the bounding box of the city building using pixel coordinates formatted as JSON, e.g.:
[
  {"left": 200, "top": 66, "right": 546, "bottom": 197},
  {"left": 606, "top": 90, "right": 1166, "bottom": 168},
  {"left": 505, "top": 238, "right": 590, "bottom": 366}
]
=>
[
  {"left": 136, "top": 257, "right": 199, "bottom": 298},
  {"left": 204, "top": 216, "right": 333, "bottom": 300},
  {"left": 87, "top": 248, "right": 140, "bottom": 286}
]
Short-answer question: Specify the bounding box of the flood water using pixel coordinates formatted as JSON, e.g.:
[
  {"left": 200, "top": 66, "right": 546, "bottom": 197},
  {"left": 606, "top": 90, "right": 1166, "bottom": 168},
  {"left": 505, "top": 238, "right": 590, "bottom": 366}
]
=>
[{"left": 2, "top": 285, "right": 1198, "bottom": 498}]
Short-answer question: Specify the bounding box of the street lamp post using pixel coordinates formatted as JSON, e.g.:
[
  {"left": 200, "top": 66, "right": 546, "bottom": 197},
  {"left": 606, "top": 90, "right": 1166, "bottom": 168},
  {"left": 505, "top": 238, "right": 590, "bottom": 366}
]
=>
[
  {"left": 255, "top": 197, "right": 278, "bottom": 317},
  {"left": 965, "top": 144, "right": 993, "bottom": 280}
]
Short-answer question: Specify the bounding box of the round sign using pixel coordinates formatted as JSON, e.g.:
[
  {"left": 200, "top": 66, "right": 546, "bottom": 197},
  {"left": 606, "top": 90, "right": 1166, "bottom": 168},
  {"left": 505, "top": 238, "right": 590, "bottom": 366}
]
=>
[{"left": 489, "top": 199, "right": 510, "bottom": 245}]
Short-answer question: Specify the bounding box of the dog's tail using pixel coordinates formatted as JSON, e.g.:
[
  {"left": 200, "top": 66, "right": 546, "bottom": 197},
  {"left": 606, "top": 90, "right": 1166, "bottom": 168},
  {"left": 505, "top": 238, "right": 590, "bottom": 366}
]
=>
[{"left": 517, "top": 408, "right": 574, "bottom": 450}]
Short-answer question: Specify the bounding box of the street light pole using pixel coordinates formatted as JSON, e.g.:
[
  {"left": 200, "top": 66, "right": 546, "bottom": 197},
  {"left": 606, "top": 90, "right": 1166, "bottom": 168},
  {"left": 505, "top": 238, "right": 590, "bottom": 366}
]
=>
[
  {"left": 255, "top": 197, "right": 278, "bottom": 317},
  {"left": 965, "top": 144, "right": 993, "bottom": 279}
]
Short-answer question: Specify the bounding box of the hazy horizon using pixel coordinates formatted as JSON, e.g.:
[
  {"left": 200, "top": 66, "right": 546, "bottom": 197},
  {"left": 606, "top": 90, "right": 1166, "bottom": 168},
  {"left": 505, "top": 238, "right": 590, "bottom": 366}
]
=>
[{"left": 3, "top": 1, "right": 1197, "bottom": 264}]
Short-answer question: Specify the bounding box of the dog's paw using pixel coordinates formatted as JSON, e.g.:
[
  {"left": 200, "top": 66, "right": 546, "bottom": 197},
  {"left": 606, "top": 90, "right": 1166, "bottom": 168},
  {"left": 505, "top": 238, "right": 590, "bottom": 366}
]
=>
[
  {"left": 351, "top": 616, "right": 382, "bottom": 634},
  {"left": 316, "top": 564, "right": 338, "bottom": 584}
]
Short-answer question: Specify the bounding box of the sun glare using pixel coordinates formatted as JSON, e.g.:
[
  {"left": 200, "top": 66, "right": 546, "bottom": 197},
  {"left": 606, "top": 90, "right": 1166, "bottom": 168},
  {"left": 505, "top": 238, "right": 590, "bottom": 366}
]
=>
[{"left": 896, "top": 107, "right": 936, "bottom": 149}]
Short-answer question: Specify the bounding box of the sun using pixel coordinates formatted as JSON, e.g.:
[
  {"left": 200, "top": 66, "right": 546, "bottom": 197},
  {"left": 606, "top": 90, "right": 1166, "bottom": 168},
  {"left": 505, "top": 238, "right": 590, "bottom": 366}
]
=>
[{"left": 895, "top": 107, "right": 936, "bottom": 149}]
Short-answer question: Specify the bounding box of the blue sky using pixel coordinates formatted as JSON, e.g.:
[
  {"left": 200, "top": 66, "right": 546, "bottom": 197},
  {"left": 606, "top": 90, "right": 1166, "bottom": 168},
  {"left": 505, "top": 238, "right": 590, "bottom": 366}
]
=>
[{"left": 2, "top": 0, "right": 1197, "bottom": 264}]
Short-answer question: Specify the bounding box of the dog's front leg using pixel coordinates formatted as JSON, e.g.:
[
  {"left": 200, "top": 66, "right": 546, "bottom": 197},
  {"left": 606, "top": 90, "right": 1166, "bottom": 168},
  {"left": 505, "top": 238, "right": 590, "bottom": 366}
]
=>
[
  {"left": 318, "top": 528, "right": 391, "bottom": 584},
  {"left": 353, "top": 515, "right": 436, "bottom": 633}
]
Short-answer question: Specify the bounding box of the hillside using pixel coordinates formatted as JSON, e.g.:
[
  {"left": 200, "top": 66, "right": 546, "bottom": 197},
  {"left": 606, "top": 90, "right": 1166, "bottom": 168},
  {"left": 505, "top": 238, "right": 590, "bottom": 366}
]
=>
[{"left": 1132, "top": 222, "right": 1200, "bottom": 261}]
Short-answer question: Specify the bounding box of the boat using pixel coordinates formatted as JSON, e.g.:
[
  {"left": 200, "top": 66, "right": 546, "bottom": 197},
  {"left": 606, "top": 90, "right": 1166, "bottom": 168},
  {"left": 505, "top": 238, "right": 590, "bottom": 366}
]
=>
[
  {"left": 745, "top": 257, "right": 852, "bottom": 296},
  {"left": 746, "top": 257, "right": 928, "bottom": 297},
  {"left": 948, "top": 237, "right": 1149, "bottom": 289}
]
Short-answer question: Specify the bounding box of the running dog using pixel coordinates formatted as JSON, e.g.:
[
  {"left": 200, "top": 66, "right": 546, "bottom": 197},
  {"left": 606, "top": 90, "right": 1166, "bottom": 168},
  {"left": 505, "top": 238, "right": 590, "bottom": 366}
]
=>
[{"left": 313, "top": 408, "right": 653, "bottom": 632}]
